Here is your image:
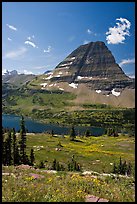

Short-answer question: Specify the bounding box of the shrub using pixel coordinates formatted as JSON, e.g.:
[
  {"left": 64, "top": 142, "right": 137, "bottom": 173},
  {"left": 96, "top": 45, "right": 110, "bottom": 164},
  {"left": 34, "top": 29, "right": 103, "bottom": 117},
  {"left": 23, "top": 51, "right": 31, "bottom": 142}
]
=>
[
  {"left": 68, "top": 155, "right": 81, "bottom": 171},
  {"left": 52, "top": 159, "right": 65, "bottom": 171},
  {"left": 112, "top": 157, "right": 132, "bottom": 176},
  {"left": 38, "top": 161, "right": 45, "bottom": 169}
]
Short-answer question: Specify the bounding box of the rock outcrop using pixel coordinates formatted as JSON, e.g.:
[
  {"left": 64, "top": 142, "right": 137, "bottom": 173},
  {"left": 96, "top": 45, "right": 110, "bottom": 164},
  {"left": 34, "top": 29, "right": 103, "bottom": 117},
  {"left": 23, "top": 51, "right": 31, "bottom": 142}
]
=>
[{"left": 52, "top": 41, "right": 134, "bottom": 91}]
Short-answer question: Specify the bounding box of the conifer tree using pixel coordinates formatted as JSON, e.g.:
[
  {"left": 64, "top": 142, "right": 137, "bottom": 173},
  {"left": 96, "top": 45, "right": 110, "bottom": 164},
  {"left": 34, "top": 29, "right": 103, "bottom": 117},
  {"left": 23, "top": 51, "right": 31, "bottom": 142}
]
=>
[
  {"left": 20, "top": 116, "right": 27, "bottom": 164},
  {"left": 70, "top": 126, "right": 76, "bottom": 141},
  {"left": 51, "top": 130, "right": 54, "bottom": 137},
  {"left": 5, "top": 131, "right": 13, "bottom": 165},
  {"left": 85, "top": 129, "right": 90, "bottom": 137},
  {"left": 12, "top": 128, "right": 17, "bottom": 165},
  {"left": 52, "top": 159, "right": 57, "bottom": 170}
]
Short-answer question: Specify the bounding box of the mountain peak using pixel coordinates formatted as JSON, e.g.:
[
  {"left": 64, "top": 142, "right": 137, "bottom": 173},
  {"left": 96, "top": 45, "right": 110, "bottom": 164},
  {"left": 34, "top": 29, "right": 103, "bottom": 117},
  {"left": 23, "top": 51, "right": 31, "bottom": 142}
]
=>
[
  {"left": 55, "top": 41, "right": 127, "bottom": 80},
  {"left": 49, "top": 41, "right": 134, "bottom": 90}
]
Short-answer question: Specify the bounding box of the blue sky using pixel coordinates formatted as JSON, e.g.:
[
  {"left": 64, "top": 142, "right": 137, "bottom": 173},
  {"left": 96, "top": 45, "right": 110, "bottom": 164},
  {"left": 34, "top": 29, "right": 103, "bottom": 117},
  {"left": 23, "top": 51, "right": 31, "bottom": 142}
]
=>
[{"left": 2, "top": 2, "right": 135, "bottom": 77}]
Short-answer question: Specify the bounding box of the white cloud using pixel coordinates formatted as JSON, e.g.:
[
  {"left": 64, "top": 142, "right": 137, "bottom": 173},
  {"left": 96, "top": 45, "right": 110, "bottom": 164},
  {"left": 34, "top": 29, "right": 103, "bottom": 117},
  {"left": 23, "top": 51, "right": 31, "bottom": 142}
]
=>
[
  {"left": 27, "top": 37, "right": 31, "bottom": 41},
  {"left": 2, "top": 69, "right": 8, "bottom": 75},
  {"left": 106, "top": 18, "right": 131, "bottom": 44},
  {"left": 87, "top": 29, "right": 92, "bottom": 34},
  {"left": 8, "top": 37, "right": 12, "bottom": 41},
  {"left": 24, "top": 40, "right": 38, "bottom": 48},
  {"left": 44, "top": 46, "right": 52, "bottom": 53},
  {"left": 119, "top": 58, "right": 135, "bottom": 67},
  {"left": 87, "top": 28, "right": 97, "bottom": 36},
  {"left": 23, "top": 70, "right": 33, "bottom": 75},
  {"left": 6, "top": 24, "right": 17, "bottom": 31},
  {"left": 4, "top": 47, "right": 27, "bottom": 59},
  {"left": 83, "top": 40, "right": 90, "bottom": 45},
  {"left": 27, "top": 35, "right": 35, "bottom": 41}
]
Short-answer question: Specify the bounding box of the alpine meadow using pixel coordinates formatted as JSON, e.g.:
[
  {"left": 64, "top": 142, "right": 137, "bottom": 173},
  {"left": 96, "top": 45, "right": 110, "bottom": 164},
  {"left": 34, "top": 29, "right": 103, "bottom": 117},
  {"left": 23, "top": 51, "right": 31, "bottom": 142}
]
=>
[{"left": 2, "top": 2, "right": 135, "bottom": 202}]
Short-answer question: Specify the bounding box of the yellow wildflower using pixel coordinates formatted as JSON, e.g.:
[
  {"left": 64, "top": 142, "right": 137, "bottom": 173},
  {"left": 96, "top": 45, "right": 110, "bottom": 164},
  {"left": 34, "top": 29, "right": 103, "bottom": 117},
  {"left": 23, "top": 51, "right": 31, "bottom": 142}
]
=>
[{"left": 77, "top": 190, "right": 83, "bottom": 194}]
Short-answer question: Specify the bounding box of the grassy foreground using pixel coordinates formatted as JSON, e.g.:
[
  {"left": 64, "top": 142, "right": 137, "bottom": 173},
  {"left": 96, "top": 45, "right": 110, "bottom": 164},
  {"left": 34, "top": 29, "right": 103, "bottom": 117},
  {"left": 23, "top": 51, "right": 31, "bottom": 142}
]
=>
[
  {"left": 26, "top": 134, "right": 135, "bottom": 174},
  {"left": 2, "top": 134, "right": 135, "bottom": 202}
]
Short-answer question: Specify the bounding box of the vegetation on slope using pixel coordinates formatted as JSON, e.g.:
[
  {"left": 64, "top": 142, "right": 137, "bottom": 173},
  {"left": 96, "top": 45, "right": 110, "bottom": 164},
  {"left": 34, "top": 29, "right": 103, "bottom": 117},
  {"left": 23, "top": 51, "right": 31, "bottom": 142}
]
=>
[
  {"left": 2, "top": 132, "right": 135, "bottom": 202},
  {"left": 2, "top": 85, "right": 135, "bottom": 135},
  {"left": 2, "top": 165, "right": 135, "bottom": 202},
  {"left": 2, "top": 114, "right": 135, "bottom": 202}
]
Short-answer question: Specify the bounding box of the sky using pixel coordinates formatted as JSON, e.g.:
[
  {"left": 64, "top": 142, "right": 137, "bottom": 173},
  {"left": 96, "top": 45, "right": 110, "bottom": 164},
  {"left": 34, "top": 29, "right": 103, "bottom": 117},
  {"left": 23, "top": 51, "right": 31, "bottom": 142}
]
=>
[{"left": 2, "top": 2, "right": 135, "bottom": 78}]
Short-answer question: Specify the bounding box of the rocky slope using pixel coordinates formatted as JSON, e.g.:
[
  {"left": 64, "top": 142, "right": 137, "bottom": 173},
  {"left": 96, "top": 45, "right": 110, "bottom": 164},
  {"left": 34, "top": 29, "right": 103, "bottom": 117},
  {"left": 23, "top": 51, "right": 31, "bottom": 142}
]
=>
[
  {"left": 34, "top": 41, "right": 134, "bottom": 108},
  {"left": 52, "top": 41, "right": 134, "bottom": 90}
]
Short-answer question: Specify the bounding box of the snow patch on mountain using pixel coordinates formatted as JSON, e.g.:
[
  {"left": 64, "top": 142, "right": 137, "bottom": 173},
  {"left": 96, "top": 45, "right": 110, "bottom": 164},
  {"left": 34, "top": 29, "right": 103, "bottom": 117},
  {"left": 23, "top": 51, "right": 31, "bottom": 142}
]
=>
[
  {"left": 40, "top": 83, "right": 47, "bottom": 87},
  {"left": 111, "top": 89, "right": 120, "bottom": 96},
  {"left": 46, "top": 75, "right": 53, "bottom": 80},
  {"left": 59, "top": 88, "right": 64, "bottom": 91},
  {"left": 69, "top": 83, "right": 78, "bottom": 89},
  {"left": 96, "top": 90, "right": 101, "bottom": 93}
]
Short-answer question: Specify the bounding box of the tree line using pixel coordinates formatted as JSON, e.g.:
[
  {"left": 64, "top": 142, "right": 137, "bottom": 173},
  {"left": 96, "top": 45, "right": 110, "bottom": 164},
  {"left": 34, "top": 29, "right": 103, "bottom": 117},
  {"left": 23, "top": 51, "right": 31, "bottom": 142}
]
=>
[{"left": 2, "top": 116, "right": 35, "bottom": 166}]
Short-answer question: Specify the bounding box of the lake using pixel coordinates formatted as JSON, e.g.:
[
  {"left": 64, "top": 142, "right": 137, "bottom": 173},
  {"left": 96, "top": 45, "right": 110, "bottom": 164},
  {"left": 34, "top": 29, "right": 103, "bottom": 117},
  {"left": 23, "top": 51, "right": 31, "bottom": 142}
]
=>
[{"left": 2, "top": 114, "right": 105, "bottom": 136}]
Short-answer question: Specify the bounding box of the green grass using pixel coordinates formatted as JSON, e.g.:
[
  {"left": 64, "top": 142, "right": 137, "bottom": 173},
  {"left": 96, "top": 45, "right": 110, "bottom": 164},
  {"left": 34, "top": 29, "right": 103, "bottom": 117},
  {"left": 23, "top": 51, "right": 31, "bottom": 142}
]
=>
[
  {"left": 24, "top": 134, "right": 135, "bottom": 174},
  {"left": 3, "top": 90, "right": 76, "bottom": 113},
  {"left": 3, "top": 90, "right": 135, "bottom": 130},
  {"left": 2, "top": 165, "right": 135, "bottom": 202},
  {"left": 2, "top": 134, "right": 135, "bottom": 202}
]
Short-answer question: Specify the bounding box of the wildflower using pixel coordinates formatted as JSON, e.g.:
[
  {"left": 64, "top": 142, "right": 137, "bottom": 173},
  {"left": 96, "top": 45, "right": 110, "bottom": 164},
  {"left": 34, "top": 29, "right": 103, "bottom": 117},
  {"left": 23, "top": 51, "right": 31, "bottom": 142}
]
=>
[
  {"left": 25, "top": 176, "right": 34, "bottom": 181},
  {"left": 47, "top": 178, "right": 52, "bottom": 183},
  {"left": 77, "top": 190, "right": 83, "bottom": 194}
]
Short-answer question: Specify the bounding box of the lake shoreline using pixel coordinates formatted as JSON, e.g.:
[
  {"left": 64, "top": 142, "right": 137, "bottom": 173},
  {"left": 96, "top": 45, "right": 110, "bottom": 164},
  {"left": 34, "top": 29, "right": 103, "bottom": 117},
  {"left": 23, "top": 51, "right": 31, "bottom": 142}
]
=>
[
  {"left": 2, "top": 111, "right": 91, "bottom": 127},
  {"left": 2, "top": 114, "right": 105, "bottom": 136}
]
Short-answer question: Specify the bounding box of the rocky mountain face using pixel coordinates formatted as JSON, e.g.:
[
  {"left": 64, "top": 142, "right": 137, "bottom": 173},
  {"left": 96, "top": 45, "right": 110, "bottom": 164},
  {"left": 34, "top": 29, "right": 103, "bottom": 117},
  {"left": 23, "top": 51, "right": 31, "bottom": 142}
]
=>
[
  {"left": 2, "top": 42, "right": 134, "bottom": 109},
  {"left": 52, "top": 41, "right": 134, "bottom": 91},
  {"left": 36, "top": 41, "right": 134, "bottom": 108}
]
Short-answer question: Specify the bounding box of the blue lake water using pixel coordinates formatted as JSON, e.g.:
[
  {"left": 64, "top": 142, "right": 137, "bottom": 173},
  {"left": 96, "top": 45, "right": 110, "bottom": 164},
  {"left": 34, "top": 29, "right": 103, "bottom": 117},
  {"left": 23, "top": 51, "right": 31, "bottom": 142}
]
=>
[{"left": 2, "top": 114, "right": 105, "bottom": 136}]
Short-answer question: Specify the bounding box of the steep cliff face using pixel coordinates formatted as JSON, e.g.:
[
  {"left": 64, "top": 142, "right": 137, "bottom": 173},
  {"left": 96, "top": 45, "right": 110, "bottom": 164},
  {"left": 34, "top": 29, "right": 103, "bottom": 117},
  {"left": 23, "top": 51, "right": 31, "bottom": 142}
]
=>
[
  {"left": 36, "top": 41, "right": 134, "bottom": 107},
  {"left": 52, "top": 41, "right": 134, "bottom": 90},
  {"left": 56, "top": 42, "right": 125, "bottom": 78}
]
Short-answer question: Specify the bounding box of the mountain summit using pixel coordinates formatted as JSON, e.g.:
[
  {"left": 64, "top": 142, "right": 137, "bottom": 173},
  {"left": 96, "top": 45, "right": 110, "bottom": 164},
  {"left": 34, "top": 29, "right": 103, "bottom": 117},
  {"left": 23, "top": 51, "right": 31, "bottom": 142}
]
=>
[
  {"left": 29, "top": 41, "right": 135, "bottom": 107},
  {"left": 55, "top": 41, "right": 128, "bottom": 80},
  {"left": 49, "top": 41, "right": 134, "bottom": 91}
]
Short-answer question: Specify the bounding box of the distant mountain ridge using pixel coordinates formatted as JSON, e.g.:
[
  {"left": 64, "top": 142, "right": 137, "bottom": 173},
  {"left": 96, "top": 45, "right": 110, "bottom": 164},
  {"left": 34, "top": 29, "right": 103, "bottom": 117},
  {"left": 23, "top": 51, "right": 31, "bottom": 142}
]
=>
[
  {"left": 2, "top": 69, "right": 35, "bottom": 87},
  {"left": 2, "top": 69, "right": 18, "bottom": 76}
]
